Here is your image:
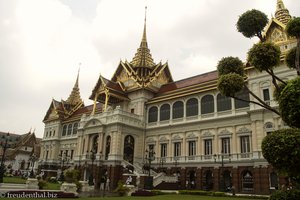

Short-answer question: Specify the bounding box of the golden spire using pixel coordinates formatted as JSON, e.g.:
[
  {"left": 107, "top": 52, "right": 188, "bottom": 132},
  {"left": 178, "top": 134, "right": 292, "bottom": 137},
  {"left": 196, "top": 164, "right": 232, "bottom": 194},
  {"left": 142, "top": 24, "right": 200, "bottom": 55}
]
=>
[
  {"left": 130, "top": 6, "right": 155, "bottom": 69},
  {"left": 66, "top": 67, "right": 83, "bottom": 106},
  {"left": 275, "top": 0, "right": 291, "bottom": 25}
]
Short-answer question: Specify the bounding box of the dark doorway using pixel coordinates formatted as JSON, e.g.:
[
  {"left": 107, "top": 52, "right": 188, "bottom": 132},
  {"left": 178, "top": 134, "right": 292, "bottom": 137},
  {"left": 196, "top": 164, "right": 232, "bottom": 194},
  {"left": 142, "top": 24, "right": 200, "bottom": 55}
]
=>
[
  {"left": 223, "top": 170, "right": 232, "bottom": 191},
  {"left": 123, "top": 135, "right": 134, "bottom": 164},
  {"left": 203, "top": 170, "right": 213, "bottom": 191}
]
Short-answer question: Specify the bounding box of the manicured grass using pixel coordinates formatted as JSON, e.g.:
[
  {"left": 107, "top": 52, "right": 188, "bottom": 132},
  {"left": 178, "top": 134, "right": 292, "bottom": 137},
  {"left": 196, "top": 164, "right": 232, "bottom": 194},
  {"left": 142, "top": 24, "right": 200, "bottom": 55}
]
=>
[
  {"left": 1, "top": 194, "right": 267, "bottom": 200},
  {"left": 43, "top": 182, "right": 61, "bottom": 190},
  {"left": 3, "top": 176, "right": 27, "bottom": 184},
  {"left": 102, "top": 195, "right": 267, "bottom": 200}
]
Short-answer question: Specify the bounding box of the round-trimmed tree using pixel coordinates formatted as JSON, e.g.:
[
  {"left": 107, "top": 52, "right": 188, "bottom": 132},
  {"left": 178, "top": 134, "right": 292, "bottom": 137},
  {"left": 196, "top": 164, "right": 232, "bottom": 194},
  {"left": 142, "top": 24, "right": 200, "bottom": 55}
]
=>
[
  {"left": 285, "top": 47, "right": 298, "bottom": 69},
  {"left": 286, "top": 17, "right": 300, "bottom": 74},
  {"left": 217, "top": 73, "right": 244, "bottom": 97},
  {"left": 278, "top": 77, "right": 300, "bottom": 128},
  {"left": 236, "top": 9, "right": 268, "bottom": 41},
  {"left": 217, "top": 56, "right": 244, "bottom": 76},
  {"left": 247, "top": 42, "right": 281, "bottom": 72},
  {"left": 262, "top": 128, "right": 300, "bottom": 179}
]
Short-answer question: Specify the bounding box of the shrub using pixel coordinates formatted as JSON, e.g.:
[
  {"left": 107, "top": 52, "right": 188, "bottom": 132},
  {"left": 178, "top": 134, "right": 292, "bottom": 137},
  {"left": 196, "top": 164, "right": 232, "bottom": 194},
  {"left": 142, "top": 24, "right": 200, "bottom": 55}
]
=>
[
  {"left": 64, "top": 169, "right": 79, "bottom": 183},
  {"left": 38, "top": 180, "right": 47, "bottom": 189},
  {"left": 114, "top": 181, "right": 129, "bottom": 196},
  {"left": 270, "top": 190, "right": 300, "bottom": 200}
]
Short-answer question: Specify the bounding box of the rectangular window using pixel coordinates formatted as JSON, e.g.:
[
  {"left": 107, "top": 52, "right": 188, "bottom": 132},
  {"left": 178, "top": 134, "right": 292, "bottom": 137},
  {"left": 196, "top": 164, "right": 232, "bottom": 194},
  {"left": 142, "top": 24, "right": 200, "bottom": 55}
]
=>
[
  {"left": 149, "top": 144, "right": 154, "bottom": 152},
  {"left": 204, "top": 139, "right": 212, "bottom": 155},
  {"left": 188, "top": 141, "right": 196, "bottom": 156},
  {"left": 71, "top": 150, "right": 74, "bottom": 159},
  {"left": 161, "top": 143, "right": 167, "bottom": 157},
  {"left": 241, "top": 136, "right": 250, "bottom": 153},
  {"left": 174, "top": 142, "right": 181, "bottom": 157},
  {"left": 263, "top": 88, "right": 270, "bottom": 101},
  {"left": 222, "top": 138, "right": 230, "bottom": 154},
  {"left": 46, "top": 151, "right": 49, "bottom": 160}
]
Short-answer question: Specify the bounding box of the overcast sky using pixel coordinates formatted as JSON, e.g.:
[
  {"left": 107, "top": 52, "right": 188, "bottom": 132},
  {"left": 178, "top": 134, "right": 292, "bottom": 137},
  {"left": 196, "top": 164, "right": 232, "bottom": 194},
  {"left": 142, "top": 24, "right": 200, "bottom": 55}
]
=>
[{"left": 0, "top": 0, "right": 299, "bottom": 138}]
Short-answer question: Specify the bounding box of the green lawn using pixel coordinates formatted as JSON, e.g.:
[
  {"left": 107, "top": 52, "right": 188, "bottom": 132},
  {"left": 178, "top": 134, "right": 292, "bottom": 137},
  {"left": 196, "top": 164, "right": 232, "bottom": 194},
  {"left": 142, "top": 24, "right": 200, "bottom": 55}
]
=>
[
  {"left": 1, "top": 194, "right": 268, "bottom": 200},
  {"left": 3, "top": 176, "right": 27, "bottom": 184},
  {"left": 3, "top": 176, "right": 61, "bottom": 190},
  {"left": 97, "top": 195, "right": 267, "bottom": 200}
]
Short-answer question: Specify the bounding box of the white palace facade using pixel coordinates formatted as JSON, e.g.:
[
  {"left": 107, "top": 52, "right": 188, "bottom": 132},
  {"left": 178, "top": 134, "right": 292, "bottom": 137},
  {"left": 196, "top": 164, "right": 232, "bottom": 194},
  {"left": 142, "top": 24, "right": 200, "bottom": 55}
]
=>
[{"left": 39, "top": 0, "right": 297, "bottom": 194}]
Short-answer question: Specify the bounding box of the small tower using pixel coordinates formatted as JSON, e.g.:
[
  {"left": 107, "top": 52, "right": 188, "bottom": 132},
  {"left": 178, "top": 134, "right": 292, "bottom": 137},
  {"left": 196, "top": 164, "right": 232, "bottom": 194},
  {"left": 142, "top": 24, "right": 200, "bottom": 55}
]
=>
[
  {"left": 130, "top": 6, "right": 156, "bottom": 82},
  {"left": 66, "top": 69, "right": 84, "bottom": 106},
  {"left": 275, "top": 0, "right": 291, "bottom": 25}
]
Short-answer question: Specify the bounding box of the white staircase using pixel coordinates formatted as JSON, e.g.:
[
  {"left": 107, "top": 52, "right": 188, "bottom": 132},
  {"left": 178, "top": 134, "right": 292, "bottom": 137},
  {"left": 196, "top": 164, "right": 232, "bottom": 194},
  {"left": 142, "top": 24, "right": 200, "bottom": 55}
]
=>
[{"left": 121, "top": 160, "right": 178, "bottom": 187}]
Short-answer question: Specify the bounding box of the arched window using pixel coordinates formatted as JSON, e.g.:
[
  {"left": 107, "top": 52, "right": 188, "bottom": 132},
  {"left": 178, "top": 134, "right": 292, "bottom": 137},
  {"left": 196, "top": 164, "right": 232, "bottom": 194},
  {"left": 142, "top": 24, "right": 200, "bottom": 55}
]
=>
[
  {"left": 201, "top": 95, "right": 214, "bottom": 114},
  {"left": 203, "top": 170, "right": 213, "bottom": 191},
  {"left": 270, "top": 172, "right": 279, "bottom": 189},
  {"left": 123, "top": 135, "right": 135, "bottom": 164},
  {"left": 67, "top": 124, "right": 72, "bottom": 135},
  {"left": 62, "top": 125, "right": 67, "bottom": 136},
  {"left": 242, "top": 171, "right": 253, "bottom": 192},
  {"left": 105, "top": 136, "right": 111, "bottom": 160},
  {"left": 92, "top": 135, "right": 98, "bottom": 153},
  {"left": 148, "top": 106, "right": 158, "bottom": 123},
  {"left": 173, "top": 101, "right": 183, "bottom": 119},
  {"left": 217, "top": 94, "right": 232, "bottom": 112},
  {"left": 234, "top": 89, "right": 250, "bottom": 109},
  {"left": 186, "top": 98, "right": 199, "bottom": 117},
  {"left": 160, "top": 104, "right": 170, "bottom": 121},
  {"left": 73, "top": 122, "right": 78, "bottom": 135}
]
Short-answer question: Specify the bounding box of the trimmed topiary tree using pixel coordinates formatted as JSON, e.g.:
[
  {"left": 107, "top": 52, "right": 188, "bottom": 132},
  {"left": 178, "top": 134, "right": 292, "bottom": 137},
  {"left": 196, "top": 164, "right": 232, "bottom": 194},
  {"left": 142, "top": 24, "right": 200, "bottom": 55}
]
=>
[
  {"left": 262, "top": 128, "right": 300, "bottom": 179},
  {"left": 278, "top": 77, "right": 300, "bottom": 128},
  {"left": 236, "top": 9, "right": 268, "bottom": 41}
]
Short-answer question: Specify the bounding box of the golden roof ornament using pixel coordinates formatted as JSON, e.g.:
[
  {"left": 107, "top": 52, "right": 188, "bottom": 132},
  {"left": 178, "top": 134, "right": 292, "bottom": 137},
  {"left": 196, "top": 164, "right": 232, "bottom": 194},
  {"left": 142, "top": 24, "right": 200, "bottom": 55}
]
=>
[
  {"left": 130, "top": 6, "right": 155, "bottom": 69},
  {"left": 275, "top": 0, "right": 291, "bottom": 25},
  {"left": 66, "top": 68, "right": 83, "bottom": 106}
]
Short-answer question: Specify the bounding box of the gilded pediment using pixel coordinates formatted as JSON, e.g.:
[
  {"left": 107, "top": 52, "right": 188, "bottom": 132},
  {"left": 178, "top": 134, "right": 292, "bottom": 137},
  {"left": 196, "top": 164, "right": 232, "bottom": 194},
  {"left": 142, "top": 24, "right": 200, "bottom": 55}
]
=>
[{"left": 48, "top": 108, "right": 59, "bottom": 119}]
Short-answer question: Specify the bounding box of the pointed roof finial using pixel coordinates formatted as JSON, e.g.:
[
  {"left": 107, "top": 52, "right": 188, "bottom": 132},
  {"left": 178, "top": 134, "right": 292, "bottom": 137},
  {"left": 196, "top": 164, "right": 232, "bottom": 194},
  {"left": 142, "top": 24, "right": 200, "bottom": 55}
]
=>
[
  {"left": 275, "top": 0, "right": 291, "bottom": 25},
  {"left": 130, "top": 6, "right": 155, "bottom": 68},
  {"left": 141, "top": 6, "right": 148, "bottom": 48},
  {"left": 66, "top": 67, "right": 84, "bottom": 106}
]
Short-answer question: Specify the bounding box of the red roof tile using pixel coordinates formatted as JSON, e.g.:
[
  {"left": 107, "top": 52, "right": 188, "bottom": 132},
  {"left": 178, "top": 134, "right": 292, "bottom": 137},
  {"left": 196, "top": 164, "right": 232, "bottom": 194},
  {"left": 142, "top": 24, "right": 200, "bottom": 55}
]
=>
[{"left": 158, "top": 70, "right": 218, "bottom": 94}]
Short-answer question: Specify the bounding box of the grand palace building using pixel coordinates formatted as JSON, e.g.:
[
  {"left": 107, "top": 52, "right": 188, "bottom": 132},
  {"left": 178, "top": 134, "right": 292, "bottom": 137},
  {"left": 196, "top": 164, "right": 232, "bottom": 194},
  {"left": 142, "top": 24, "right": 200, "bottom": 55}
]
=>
[{"left": 39, "top": 0, "right": 297, "bottom": 194}]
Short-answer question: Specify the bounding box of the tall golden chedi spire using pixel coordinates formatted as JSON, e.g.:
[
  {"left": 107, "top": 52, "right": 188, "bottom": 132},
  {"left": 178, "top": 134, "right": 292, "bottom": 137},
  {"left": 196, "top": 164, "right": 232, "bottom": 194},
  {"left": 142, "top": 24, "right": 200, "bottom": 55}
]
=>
[
  {"left": 130, "top": 7, "right": 155, "bottom": 74},
  {"left": 66, "top": 69, "right": 83, "bottom": 106},
  {"left": 275, "top": 0, "right": 291, "bottom": 25}
]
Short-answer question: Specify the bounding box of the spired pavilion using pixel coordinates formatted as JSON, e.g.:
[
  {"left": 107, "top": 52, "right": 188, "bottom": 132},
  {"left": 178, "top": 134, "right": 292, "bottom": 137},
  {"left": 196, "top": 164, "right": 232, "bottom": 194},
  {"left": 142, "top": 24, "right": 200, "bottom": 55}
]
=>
[{"left": 40, "top": 0, "right": 297, "bottom": 194}]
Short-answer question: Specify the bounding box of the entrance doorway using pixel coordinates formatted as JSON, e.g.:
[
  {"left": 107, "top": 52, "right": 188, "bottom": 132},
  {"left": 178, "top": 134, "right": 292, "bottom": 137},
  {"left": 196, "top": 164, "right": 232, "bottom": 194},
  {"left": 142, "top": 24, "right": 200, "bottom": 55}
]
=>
[{"left": 123, "top": 135, "right": 134, "bottom": 164}]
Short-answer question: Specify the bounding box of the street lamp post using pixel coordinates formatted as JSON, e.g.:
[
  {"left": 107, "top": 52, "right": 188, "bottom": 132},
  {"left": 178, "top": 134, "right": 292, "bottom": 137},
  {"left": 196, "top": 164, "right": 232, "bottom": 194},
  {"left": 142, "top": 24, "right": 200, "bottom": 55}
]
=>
[
  {"left": 144, "top": 148, "right": 155, "bottom": 189},
  {"left": 88, "top": 149, "right": 96, "bottom": 186},
  {"left": 29, "top": 153, "right": 37, "bottom": 178},
  {"left": 0, "top": 133, "right": 11, "bottom": 183},
  {"left": 58, "top": 151, "right": 70, "bottom": 182},
  {"left": 214, "top": 153, "right": 231, "bottom": 192}
]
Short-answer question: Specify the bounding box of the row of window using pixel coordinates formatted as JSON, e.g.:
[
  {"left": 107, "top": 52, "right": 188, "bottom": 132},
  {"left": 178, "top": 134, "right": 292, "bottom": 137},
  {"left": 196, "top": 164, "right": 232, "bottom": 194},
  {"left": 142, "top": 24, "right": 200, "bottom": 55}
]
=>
[
  {"left": 149, "top": 136, "right": 250, "bottom": 157},
  {"left": 62, "top": 122, "right": 79, "bottom": 137},
  {"left": 148, "top": 90, "right": 250, "bottom": 123},
  {"left": 45, "top": 130, "right": 56, "bottom": 138}
]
